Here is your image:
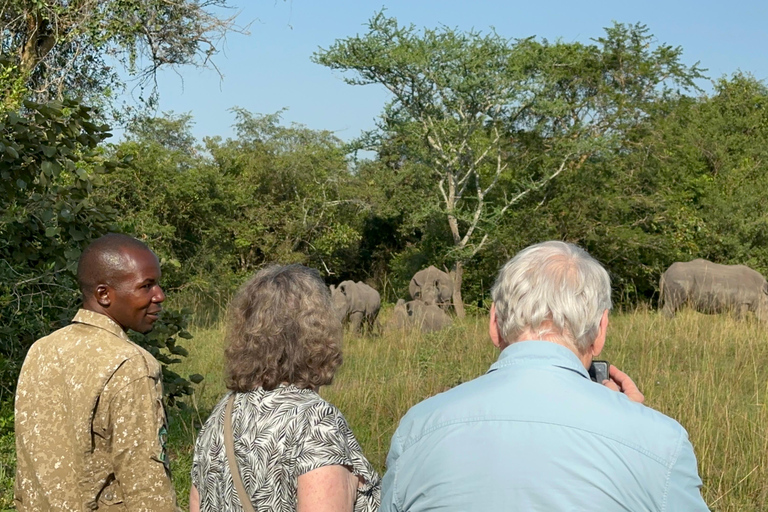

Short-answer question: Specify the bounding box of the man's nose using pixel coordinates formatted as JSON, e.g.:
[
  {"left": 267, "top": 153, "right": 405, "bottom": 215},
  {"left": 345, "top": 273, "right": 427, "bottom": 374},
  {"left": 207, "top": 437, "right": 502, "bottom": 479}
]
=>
[{"left": 154, "top": 285, "right": 166, "bottom": 303}]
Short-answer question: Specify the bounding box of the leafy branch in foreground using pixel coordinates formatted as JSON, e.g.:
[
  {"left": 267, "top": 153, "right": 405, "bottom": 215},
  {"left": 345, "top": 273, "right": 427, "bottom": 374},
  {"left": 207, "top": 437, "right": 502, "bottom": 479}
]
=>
[{"left": 0, "top": 0, "right": 247, "bottom": 108}]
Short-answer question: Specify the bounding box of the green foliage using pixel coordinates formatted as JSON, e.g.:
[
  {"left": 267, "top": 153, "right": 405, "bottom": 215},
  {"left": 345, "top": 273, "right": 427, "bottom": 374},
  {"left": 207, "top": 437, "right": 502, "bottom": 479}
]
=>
[
  {"left": 0, "top": 98, "right": 116, "bottom": 395},
  {"left": 129, "top": 308, "right": 201, "bottom": 408},
  {"left": 315, "top": 14, "right": 705, "bottom": 307},
  {"left": 0, "top": 0, "right": 242, "bottom": 110},
  {"left": 482, "top": 72, "right": 768, "bottom": 304},
  {"left": 0, "top": 398, "right": 14, "bottom": 509},
  {"left": 0, "top": 99, "right": 197, "bottom": 406},
  {"left": 208, "top": 108, "right": 364, "bottom": 274},
  {"left": 689, "top": 75, "right": 768, "bottom": 271},
  {"left": 104, "top": 110, "right": 368, "bottom": 308},
  {"left": 0, "top": 55, "right": 27, "bottom": 110}
]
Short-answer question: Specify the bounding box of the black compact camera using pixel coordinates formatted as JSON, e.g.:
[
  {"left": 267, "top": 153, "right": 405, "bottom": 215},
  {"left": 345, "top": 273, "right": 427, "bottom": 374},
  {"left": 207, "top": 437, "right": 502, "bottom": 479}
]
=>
[{"left": 588, "top": 360, "right": 610, "bottom": 383}]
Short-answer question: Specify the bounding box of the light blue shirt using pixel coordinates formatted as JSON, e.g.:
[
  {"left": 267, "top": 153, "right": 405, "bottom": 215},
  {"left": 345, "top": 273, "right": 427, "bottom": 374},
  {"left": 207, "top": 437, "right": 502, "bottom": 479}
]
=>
[{"left": 381, "top": 341, "right": 708, "bottom": 511}]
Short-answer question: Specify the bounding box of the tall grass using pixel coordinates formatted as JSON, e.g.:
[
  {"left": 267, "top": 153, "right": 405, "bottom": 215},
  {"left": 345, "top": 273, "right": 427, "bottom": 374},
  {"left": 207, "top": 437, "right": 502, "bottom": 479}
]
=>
[
  {"left": 167, "top": 308, "right": 768, "bottom": 511},
  {"left": 1, "top": 308, "right": 765, "bottom": 510}
]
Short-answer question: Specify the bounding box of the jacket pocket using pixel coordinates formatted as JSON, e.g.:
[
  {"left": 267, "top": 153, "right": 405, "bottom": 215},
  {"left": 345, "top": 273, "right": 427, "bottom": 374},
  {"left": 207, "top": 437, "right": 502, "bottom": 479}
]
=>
[{"left": 98, "top": 479, "right": 126, "bottom": 509}]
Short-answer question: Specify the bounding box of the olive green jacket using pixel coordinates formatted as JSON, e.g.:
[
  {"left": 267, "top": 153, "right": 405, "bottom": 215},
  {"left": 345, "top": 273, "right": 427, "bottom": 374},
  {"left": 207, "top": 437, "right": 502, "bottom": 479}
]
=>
[{"left": 15, "top": 309, "right": 178, "bottom": 511}]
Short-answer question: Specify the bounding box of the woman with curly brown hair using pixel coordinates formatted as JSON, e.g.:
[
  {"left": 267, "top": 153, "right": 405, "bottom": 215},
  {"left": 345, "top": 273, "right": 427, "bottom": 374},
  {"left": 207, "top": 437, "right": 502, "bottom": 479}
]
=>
[{"left": 190, "top": 264, "right": 380, "bottom": 512}]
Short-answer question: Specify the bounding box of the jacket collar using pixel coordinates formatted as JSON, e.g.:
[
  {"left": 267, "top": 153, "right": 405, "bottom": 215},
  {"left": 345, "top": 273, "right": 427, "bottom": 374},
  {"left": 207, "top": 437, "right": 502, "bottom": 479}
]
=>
[
  {"left": 488, "top": 340, "right": 590, "bottom": 380},
  {"left": 72, "top": 309, "right": 131, "bottom": 341}
]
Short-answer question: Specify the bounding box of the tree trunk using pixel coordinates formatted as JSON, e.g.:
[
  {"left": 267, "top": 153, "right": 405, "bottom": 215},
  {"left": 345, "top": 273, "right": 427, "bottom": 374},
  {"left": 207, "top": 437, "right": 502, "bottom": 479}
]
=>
[
  {"left": 20, "top": 13, "right": 57, "bottom": 74},
  {"left": 451, "top": 261, "right": 466, "bottom": 319}
]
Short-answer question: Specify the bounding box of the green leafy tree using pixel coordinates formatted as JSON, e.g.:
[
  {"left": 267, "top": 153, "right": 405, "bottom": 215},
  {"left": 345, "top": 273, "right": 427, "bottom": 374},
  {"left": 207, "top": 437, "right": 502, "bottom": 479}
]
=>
[
  {"left": 103, "top": 113, "right": 215, "bottom": 289},
  {"left": 314, "top": 13, "right": 704, "bottom": 316},
  {"left": 0, "top": 99, "right": 116, "bottom": 392},
  {"left": 104, "top": 110, "right": 366, "bottom": 308},
  {"left": 689, "top": 74, "right": 768, "bottom": 271},
  {"left": 488, "top": 73, "right": 768, "bottom": 303},
  {"left": 0, "top": 99, "right": 197, "bottom": 404},
  {"left": 0, "top": 0, "right": 244, "bottom": 108},
  {"left": 207, "top": 109, "right": 366, "bottom": 277}
]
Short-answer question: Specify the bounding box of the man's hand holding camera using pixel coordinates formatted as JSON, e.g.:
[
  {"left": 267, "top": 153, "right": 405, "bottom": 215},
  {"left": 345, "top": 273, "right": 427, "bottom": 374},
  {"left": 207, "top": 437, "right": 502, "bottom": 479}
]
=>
[{"left": 602, "top": 365, "right": 645, "bottom": 404}]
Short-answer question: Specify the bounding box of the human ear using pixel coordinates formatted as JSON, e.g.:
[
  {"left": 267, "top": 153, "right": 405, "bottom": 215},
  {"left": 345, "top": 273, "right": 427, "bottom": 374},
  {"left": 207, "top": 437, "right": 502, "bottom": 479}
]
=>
[
  {"left": 489, "top": 303, "right": 505, "bottom": 349},
  {"left": 96, "top": 284, "right": 111, "bottom": 307},
  {"left": 591, "top": 310, "right": 609, "bottom": 357}
]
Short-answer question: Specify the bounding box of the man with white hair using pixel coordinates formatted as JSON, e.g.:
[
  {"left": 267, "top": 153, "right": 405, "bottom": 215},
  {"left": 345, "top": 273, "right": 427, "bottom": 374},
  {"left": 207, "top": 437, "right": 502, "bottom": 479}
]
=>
[{"left": 380, "top": 241, "right": 708, "bottom": 511}]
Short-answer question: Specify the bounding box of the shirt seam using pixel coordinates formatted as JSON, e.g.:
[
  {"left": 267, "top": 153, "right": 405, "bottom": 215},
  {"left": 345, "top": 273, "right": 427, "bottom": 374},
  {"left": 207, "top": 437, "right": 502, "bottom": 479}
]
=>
[
  {"left": 661, "top": 427, "right": 685, "bottom": 511},
  {"left": 489, "top": 355, "right": 590, "bottom": 379},
  {"left": 73, "top": 310, "right": 128, "bottom": 340},
  {"left": 103, "top": 356, "right": 158, "bottom": 410},
  {"left": 393, "top": 428, "right": 403, "bottom": 512},
  {"left": 65, "top": 320, "right": 150, "bottom": 366},
  {"left": 402, "top": 417, "right": 676, "bottom": 466}
]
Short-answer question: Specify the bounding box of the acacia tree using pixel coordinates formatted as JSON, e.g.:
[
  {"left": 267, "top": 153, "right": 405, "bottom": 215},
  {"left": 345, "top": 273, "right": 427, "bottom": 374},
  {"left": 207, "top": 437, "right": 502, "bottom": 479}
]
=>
[
  {"left": 0, "top": 0, "right": 243, "bottom": 108},
  {"left": 314, "top": 13, "right": 703, "bottom": 317}
]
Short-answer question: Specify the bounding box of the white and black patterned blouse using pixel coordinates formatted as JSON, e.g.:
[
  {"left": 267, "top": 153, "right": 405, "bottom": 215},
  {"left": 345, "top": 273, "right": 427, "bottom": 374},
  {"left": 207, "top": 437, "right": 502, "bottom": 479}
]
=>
[{"left": 191, "top": 385, "right": 381, "bottom": 511}]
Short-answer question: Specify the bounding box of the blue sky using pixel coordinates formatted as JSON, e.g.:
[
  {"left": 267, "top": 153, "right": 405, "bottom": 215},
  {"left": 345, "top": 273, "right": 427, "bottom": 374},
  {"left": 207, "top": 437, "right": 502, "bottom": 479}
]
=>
[{"left": 137, "top": 0, "right": 768, "bottom": 143}]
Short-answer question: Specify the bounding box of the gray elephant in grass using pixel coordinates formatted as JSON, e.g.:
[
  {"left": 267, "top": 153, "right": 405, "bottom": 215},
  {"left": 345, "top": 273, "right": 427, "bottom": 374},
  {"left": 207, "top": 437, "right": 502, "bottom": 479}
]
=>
[
  {"left": 330, "top": 281, "right": 381, "bottom": 335},
  {"left": 409, "top": 266, "right": 454, "bottom": 310},
  {"left": 660, "top": 259, "right": 768, "bottom": 320},
  {"left": 387, "top": 299, "right": 410, "bottom": 331},
  {"left": 388, "top": 299, "right": 452, "bottom": 333}
]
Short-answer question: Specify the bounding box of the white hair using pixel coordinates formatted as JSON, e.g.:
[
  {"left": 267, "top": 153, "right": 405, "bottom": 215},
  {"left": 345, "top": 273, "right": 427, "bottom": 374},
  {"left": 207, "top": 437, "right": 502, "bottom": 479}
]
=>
[{"left": 491, "top": 241, "right": 612, "bottom": 353}]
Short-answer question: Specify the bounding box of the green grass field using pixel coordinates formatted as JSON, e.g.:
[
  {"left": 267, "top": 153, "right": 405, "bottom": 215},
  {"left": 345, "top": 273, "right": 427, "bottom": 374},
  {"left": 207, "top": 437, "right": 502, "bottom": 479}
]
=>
[{"left": 2, "top": 308, "right": 767, "bottom": 510}]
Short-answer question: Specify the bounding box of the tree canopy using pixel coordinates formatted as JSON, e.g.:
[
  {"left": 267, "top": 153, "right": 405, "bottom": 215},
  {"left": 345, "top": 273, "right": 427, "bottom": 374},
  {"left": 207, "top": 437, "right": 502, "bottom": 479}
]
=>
[
  {"left": 0, "top": 98, "right": 200, "bottom": 403},
  {"left": 314, "top": 12, "right": 705, "bottom": 315},
  {"left": 4, "top": 11, "right": 768, "bottom": 397},
  {"left": 0, "top": 0, "right": 243, "bottom": 109}
]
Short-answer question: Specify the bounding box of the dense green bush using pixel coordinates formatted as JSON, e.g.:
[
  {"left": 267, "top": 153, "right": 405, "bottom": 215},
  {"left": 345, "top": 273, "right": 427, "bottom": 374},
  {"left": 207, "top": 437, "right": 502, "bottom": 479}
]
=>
[
  {"left": 0, "top": 99, "right": 116, "bottom": 397},
  {"left": 0, "top": 99, "right": 197, "bottom": 405}
]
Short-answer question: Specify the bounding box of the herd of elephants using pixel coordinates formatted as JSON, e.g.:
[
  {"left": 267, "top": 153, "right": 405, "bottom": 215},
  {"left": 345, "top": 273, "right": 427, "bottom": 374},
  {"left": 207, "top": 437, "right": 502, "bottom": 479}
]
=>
[
  {"left": 330, "top": 259, "right": 768, "bottom": 335},
  {"left": 330, "top": 265, "right": 454, "bottom": 334}
]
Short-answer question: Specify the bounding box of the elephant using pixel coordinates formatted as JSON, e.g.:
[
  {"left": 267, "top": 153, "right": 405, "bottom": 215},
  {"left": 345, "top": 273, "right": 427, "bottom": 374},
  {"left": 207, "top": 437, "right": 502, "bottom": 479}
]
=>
[
  {"left": 659, "top": 259, "right": 768, "bottom": 320},
  {"left": 409, "top": 265, "right": 454, "bottom": 310},
  {"left": 386, "top": 298, "right": 410, "bottom": 330},
  {"left": 404, "top": 299, "right": 453, "bottom": 333},
  {"left": 330, "top": 280, "right": 381, "bottom": 335}
]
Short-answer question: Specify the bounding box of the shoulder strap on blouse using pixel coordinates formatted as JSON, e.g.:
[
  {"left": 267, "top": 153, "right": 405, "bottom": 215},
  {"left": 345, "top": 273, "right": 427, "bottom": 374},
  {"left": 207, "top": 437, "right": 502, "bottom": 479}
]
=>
[{"left": 224, "top": 393, "right": 257, "bottom": 512}]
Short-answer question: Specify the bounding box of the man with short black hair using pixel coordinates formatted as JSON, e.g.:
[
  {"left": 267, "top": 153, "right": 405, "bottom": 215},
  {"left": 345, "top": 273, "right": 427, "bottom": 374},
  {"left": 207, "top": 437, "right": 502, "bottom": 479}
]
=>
[
  {"left": 15, "top": 233, "right": 179, "bottom": 511},
  {"left": 380, "top": 241, "right": 708, "bottom": 511}
]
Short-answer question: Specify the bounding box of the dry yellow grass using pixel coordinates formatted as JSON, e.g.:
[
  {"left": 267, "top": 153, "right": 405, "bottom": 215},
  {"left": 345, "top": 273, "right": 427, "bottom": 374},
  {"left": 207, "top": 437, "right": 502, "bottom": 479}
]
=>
[
  {"left": 3, "top": 307, "right": 761, "bottom": 510},
  {"left": 165, "top": 307, "right": 768, "bottom": 511}
]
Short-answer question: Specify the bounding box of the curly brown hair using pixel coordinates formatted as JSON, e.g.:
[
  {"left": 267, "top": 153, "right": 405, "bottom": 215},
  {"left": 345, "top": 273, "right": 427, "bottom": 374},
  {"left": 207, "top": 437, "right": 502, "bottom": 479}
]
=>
[{"left": 224, "top": 264, "right": 343, "bottom": 392}]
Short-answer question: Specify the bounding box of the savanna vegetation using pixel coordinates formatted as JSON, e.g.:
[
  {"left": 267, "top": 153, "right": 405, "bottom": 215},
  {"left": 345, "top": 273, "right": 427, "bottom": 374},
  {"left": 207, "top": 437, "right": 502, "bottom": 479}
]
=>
[
  {"left": 163, "top": 309, "right": 767, "bottom": 511},
  {"left": 2, "top": 4, "right": 768, "bottom": 509}
]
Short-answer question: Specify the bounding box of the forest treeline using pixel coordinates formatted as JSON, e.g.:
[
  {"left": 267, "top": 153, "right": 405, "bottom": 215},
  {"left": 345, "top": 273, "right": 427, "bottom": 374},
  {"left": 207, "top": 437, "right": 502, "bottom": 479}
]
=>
[{"left": 3, "top": 7, "right": 768, "bottom": 397}]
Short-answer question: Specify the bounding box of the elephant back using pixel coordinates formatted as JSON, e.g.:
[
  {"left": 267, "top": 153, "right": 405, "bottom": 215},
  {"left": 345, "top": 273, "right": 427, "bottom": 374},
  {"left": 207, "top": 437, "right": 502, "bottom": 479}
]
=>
[
  {"left": 662, "top": 259, "right": 768, "bottom": 312},
  {"left": 405, "top": 300, "right": 452, "bottom": 332},
  {"left": 409, "top": 265, "right": 454, "bottom": 306},
  {"left": 332, "top": 280, "right": 360, "bottom": 315},
  {"left": 355, "top": 282, "right": 381, "bottom": 316}
]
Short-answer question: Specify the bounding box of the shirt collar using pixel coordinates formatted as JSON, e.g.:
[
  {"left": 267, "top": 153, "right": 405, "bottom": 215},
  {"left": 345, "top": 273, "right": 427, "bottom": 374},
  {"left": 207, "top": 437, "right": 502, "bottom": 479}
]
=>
[
  {"left": 72, "top": 309, "right": 130, "bottom": 341},
  {"left": 488, "top": 340, "right": 591, "bottom": 380}
]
